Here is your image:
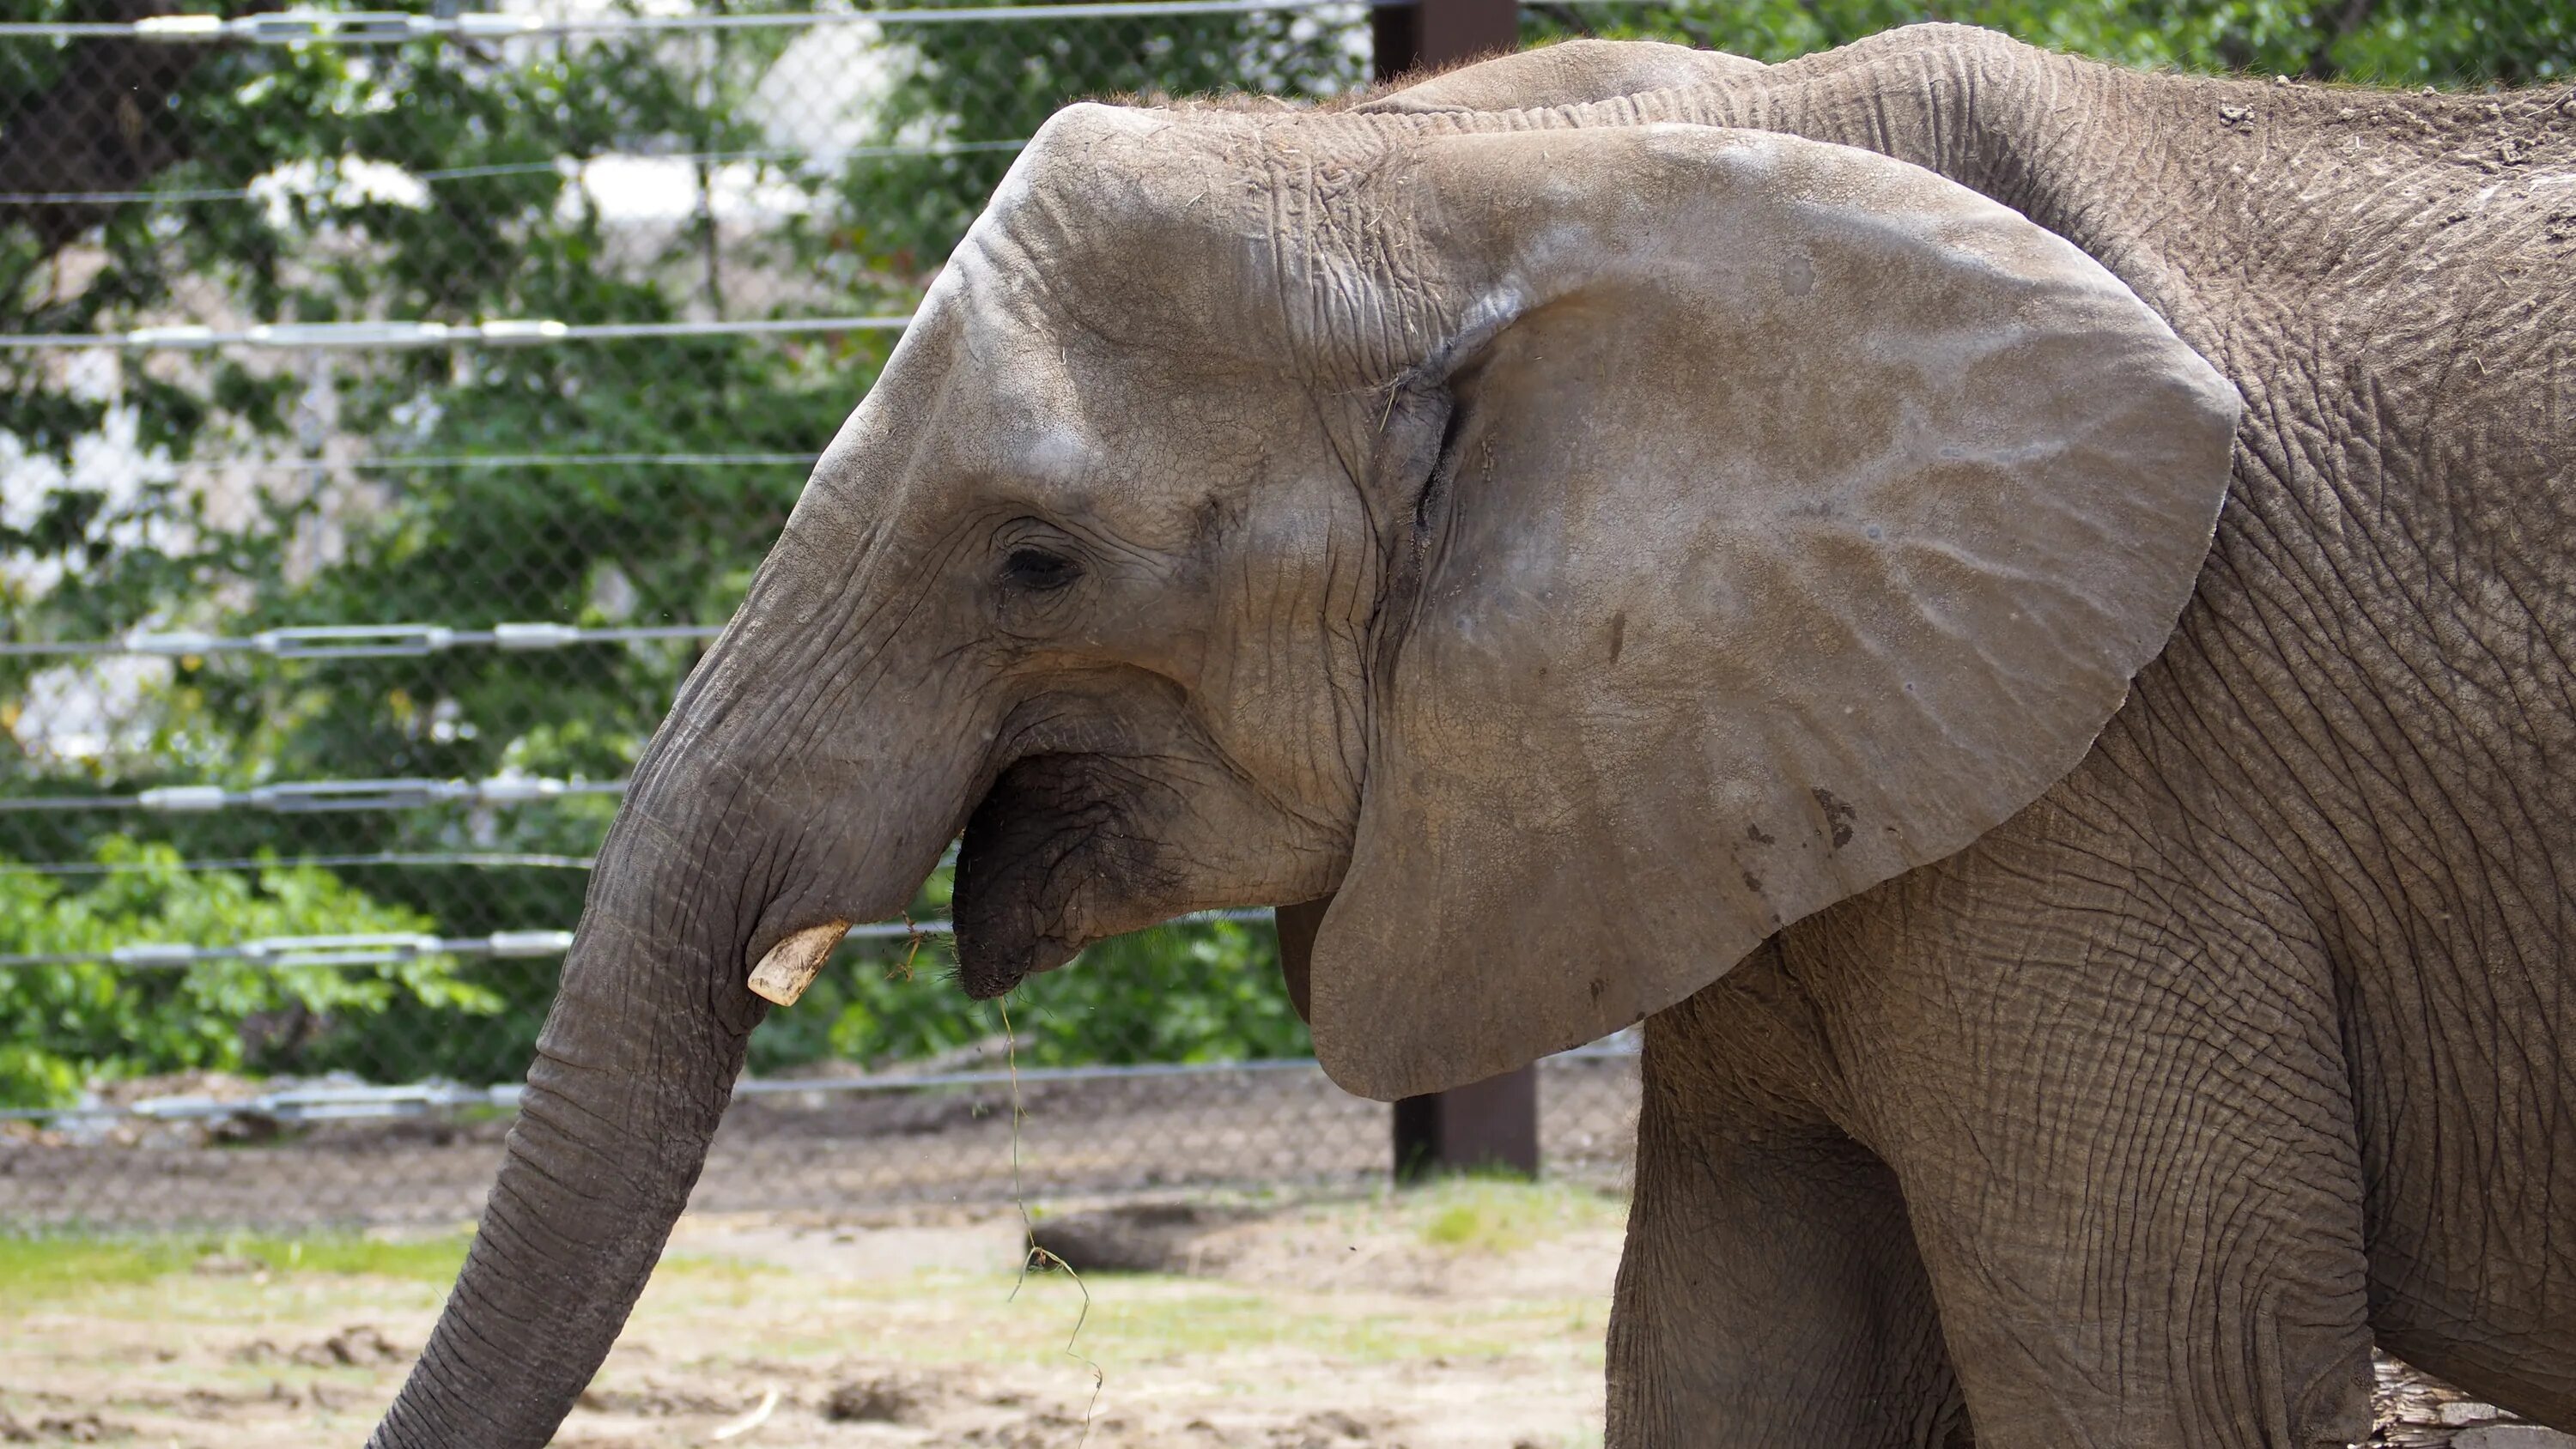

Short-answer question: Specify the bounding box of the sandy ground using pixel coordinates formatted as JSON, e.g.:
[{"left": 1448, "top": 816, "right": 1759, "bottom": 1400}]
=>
[
  {"left": 0, "top": 1184, "right": 1620, "bottom": 1449},
  {"left": 3, "top": 1183, "right": 2569, "bottom": 1449}
]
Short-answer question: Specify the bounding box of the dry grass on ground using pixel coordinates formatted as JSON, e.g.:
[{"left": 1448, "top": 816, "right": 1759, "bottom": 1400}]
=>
[
  {"left": 0, "top": 1181, "right": 1621, "bottom": 1448},
  {"left": 0, "top": 1181, "right": 2564, "bottom": 1448}
]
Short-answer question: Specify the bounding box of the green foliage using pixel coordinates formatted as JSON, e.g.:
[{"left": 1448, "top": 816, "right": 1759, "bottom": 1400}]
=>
[
  {"left": 744, "top": 875, "right": 1309, "bottom": 1076},
  {"left": 842, "top": 6, "right": 1364, "bottom": 270},
  {"left": 1414, "top": 1177, "right": 1623, "bottom": 1252},
  {"left": 1, "top": 1, "right": 1344, "bottom": 1096},
  {"left": 1526, "top": 0, "right": 2573, "bottom": 84},
  {"left": 2, "top": 2, "right": 884, "bottom": 1094},
  {"left": 1020, "top": 922, "right": 1308, "bottom": 1065},
  {"left": 0, "top": 840, "right": 498, "bottom": 1106}
]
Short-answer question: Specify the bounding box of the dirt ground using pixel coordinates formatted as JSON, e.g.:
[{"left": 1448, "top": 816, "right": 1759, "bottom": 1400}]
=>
[{"left": 3, "top": 1182, "right": 2567, "bottom": 1449}]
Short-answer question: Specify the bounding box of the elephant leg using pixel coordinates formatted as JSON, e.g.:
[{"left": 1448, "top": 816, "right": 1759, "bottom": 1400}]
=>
[
  {"left": 1790, "top": 812, "right": 2379, "bottom": 1449},
  {"left": 1608, "top": 971, "right": 1970, "bottom": 1449}
]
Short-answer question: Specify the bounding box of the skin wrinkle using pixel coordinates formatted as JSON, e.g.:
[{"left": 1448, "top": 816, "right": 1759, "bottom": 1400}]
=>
[
  {"left": 2095, "top": 733, "right": 2303, "bottom": 949},
  {"left": 2164, "top": 76, "right": 2576, "bottom": 1379},
  {"left": 2378, "top": 561, "right": 2573, "bottom": 938},
  {"left": 2194, "top": 531, "right": 2430, "bottom": 920},
  {"left": 2184, "top": 573, "right": 2463, "bottom": 1307},
  {"left": 2267, "top": 447, "right": 2524, "bottom": 942},
  {"left": 2236, "top": 620, "right": 2452, "bottom": 942}
]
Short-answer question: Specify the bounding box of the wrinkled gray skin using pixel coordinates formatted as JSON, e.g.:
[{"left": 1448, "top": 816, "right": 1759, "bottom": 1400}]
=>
[{"left": 368, "top": 26, "right": 2575, "bottom": 1449}]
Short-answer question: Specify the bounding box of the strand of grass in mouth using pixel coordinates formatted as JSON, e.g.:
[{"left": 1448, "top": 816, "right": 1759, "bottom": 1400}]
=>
[{"left": 999, "top": 995, "right": 1104, "bottom": 1445}]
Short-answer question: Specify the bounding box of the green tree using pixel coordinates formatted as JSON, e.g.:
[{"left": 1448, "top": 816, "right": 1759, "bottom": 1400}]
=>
[
  {"left": 0, "top": 838, "right": 500, "bottom": 1105},
  {"left": 840, "top": 4, "right": 1364, "bottom": 270},
  {"left": 4, "top": 0, "right": 878, "bottom": 1100},
  {"left": 2, "top": 0, "right": 1351, "bottom": 1103}
]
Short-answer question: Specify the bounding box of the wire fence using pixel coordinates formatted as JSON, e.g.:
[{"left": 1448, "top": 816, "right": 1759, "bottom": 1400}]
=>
[
  {"left": 10, "top": 0, "right": 2567, "bottom": 1236},
  {"left": 0, "top": 0, "right": 1649, "bottom": 1232}
]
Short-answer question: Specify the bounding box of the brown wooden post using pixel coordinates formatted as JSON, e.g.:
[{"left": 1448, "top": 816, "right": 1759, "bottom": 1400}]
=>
[
  {"left": 1370, "top": 0, "right": 1519, "bottom": 86},
  {"left": 1394, "top": 1064, "right": 1540, "bottom": 1182},
  {"left": 1372, "top": 0, "right": 1536, "bottom": 1183}
]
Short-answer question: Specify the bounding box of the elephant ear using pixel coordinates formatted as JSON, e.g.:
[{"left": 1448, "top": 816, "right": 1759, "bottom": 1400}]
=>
[{"left": 1306, "top": 124, "right": 2239, "bottom": 1100}]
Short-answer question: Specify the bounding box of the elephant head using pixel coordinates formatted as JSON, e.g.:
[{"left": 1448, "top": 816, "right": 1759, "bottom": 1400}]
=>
[{"left": 368, "top": 102, "right": 2236, "bottom": 1446}]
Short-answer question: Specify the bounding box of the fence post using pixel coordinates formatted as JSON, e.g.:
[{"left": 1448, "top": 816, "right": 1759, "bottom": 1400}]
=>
[
  {"left": 1370, "top": 0, "right": 1519, "bottom": 85},
  {"left": 1369, "top": 0, "right": 1538, "bottom": 1187},
  {"left": 1393, "top": 1063, "right": 1540, "bottom": 1183}
]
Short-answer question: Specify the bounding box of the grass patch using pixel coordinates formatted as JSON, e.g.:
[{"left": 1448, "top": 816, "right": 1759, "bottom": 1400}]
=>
[
  {"left": 1408, "top": 1177, "right": 1625, "bottom": 1254},
  {"left": 1083, "top": 1288, "right": 1596, "bottom": 1366},
  {"left": 0, "top": 1230, "right": 774, "bottom": 1311},
  {"left": 817, "top": 1270, "right": 1601, "bottom": 1370},
  {"left": 0, "top": 1231, "right": 470, "bottom": 1306}
]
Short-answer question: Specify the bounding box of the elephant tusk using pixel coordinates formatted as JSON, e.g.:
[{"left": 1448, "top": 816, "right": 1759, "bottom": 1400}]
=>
[{"left": 747, "top": 921, "right": 849, "bottom": 1005}]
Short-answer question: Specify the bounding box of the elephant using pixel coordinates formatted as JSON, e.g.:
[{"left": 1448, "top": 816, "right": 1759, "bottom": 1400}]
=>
[{"left": 367, "top": 23, "right": 2576, "bottom": 1449}]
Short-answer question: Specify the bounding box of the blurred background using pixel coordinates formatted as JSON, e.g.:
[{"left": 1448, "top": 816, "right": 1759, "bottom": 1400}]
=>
[{"left": 1, "top": 0, "right": 2567, "bottom": 1234}]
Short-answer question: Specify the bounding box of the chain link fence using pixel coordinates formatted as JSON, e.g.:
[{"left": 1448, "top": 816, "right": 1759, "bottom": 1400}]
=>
[
  {"left": 15, "top": 0, "right": 2562, "bottom": 1234},
  {"left": 0, "top": 0, "right": 1643, "bottom": 1232}
]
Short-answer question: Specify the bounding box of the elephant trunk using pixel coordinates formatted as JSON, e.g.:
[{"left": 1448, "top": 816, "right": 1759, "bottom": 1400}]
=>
[
  {"left": 365, "top": 464, "right": 960, "bottom": 1446},
  {"left": 368, "top": 743, "right": 794, "bottom": 1447}
]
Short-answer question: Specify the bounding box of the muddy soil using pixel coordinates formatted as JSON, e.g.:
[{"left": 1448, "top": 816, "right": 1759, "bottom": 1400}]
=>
[{"left": 1, "top": 1185, "right": 2565, "bottom": 1448}]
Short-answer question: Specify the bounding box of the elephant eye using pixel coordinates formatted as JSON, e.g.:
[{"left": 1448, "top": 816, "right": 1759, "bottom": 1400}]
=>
[{"left": 1000, "top": 546, "right": 1081, "bottom": 592}]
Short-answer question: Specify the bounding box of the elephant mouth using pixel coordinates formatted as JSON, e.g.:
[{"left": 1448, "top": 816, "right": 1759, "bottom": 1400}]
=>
[{"left": 951, "top": 753, "right": 1167, "bottom": 998}]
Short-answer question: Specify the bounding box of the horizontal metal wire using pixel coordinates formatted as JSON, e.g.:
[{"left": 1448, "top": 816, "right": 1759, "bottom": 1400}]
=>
[
  {"left": 0, "top": 929, "right": 577, "bottom": 971},
  {"left": 100, "top": 451, "right": 820, "bottom": 474},
  {"left": 0, "top": 1040, "right": 1640, "bottom": 1125},
  {"left": 0, "top": 909, "right": 1269, "bottom": 971},
  {"left": 0, "top": 0, "right": 1390, "bottom": 44},
  {"left": 0, "top": 851, "right": 603, "bottom": 877},
  {"left": 744, "top": 1040, "right": 1640, "bottom": 1097},
  {"left": 0, "top": 1079, "right": 515, "bottom": 1125},
  {"left": 10, "top": 453, "right": 817, "bottom": 506},
  {"left": 341, "top": 451, "right": 820, "bottom": 468},
  {"left": 726, "top": 1052, "right": 1330, "bottom": 1100},
  {"left": 418, "top": 136, "right": 1030, "bottom": 179},
  {"left": 0, "top": 842, "right": 961, "bottom": 878},
  {"left": 18, "top": 1079, "right": 519, "bottom": 1125},
  {"left": 0, "top": 1057, "right": 1327, "bottom": 1125},
  {"left": 832, "top": 908, "right": 1271, "bottom": 940},
  {"left": 0, "top": 139, "right": 1031, "bottom": 206},
  {"left": 0, "top": 313, "right": 911, "bottom": 351},
  {"left": 1, "top": 620, "right": 721, "bottom": 660},
  {"left": 0, "top": 774, "right": 625, "bottom": 814}
]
